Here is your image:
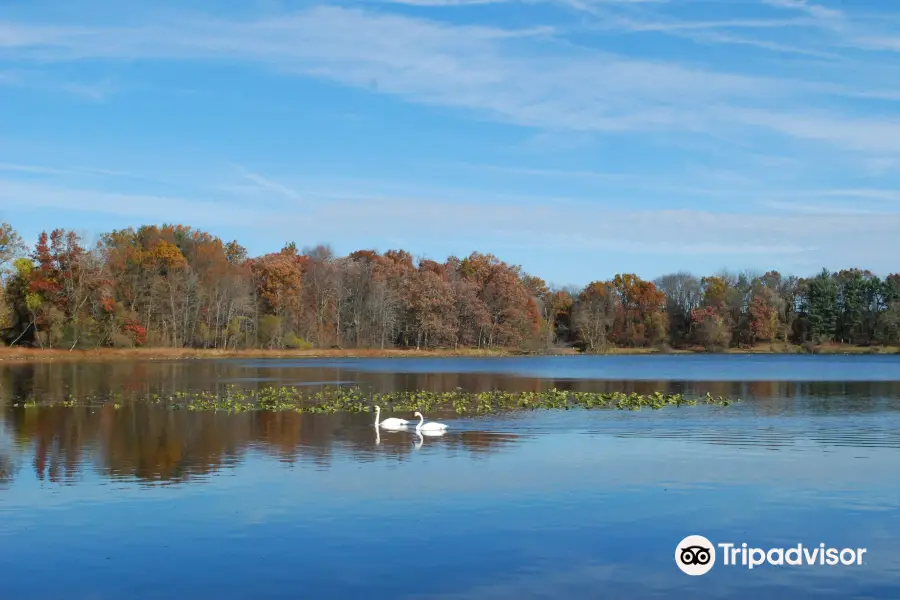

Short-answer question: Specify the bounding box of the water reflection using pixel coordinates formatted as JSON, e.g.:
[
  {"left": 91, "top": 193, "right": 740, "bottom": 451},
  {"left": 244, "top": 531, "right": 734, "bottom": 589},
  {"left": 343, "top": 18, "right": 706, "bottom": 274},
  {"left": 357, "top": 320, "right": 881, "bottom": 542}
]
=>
[
  {"left": 2, "top": 358, "right": 900, "bottom": 409},
  {"left": 0, "top": 402, "right": 522, "bottom": 487},
  {"left": 2, "top": 357, "right": 900, "bottom": 599},
  {"left": 420, "top": 429, "right": 447, "bottom": 438},
  {"left": 1, "top": 356, "right": 900, "bottom": 490},
  {"left": 0, "top": 453, "right": 15, "bottom": 486}
]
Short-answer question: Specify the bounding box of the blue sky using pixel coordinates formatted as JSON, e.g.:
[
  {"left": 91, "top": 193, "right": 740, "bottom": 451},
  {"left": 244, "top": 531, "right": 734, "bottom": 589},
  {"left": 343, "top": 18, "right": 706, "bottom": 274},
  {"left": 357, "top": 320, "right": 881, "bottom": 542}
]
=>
[{"left": 2, "top": 0, "right": 900, "bottom": 287}]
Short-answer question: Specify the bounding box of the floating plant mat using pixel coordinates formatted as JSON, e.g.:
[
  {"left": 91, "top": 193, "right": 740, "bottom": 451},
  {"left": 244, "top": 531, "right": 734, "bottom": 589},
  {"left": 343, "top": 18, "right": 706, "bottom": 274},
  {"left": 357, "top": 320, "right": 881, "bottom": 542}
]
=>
[{"left": 10, "top": 386, "right": 739, "bottom": 414}]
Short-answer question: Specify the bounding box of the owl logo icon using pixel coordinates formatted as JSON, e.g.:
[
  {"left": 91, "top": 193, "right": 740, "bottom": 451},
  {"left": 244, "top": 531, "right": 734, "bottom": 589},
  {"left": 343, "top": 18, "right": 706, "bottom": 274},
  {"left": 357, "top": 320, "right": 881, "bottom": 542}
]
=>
[{"left": 676, "top": 535, "right": 716, "bottom": 576}]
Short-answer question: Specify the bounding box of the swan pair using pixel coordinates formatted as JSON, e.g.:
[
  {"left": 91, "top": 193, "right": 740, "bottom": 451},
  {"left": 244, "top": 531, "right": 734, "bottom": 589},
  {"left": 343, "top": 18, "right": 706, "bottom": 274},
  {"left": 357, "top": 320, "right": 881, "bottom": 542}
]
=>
[{"left": 373, "top": 405, "right": 448, "bottom": 432}]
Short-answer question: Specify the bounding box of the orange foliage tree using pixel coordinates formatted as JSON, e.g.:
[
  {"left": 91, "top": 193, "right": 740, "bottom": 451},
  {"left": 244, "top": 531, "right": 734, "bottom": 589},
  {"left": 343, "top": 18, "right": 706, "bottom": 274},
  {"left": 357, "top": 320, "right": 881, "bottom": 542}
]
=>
[
  {"left": 608, "top": 274, "right": 668, "bottom": 347},
  {"left": 4, "top": 219, "right": 900, "bottom": 351}
]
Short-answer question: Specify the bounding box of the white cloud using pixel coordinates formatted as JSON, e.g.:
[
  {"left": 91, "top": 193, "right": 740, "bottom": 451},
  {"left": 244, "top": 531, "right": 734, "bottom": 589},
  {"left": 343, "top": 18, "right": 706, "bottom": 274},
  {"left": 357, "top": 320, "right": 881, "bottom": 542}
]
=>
[
  {"left": 0, "top": 68, "right": 116, "bottom": 100},
  {"left": 817, "top": 188, "right": 900, "bottom": 202},
  {"left": 722, "top": 108, "right": 900, "bottom": 154},
  {"left": 6, "top": 174, "right": 899, "bottom": 271},
  {"left": 0, "top": 162, "right": 72, "bottom": 175},
  {"left": 598, "top": 16, "right": 810, "bottom": 33},
  {"left": 853, "top": 35, "right": 900, "bottom": 52},
  {"left": 763, "top": 201, "right": 881, "bottom": 215},
  {"left": 762, "top": 0, "right": 843, "bottom": 21},
  {"left": 658, "top": 28, "right": 842, "bottom": 59},
  {"left": 2, "top": 0, "right": 900, "bottom": 278},
  {"left": 233, "top": 165, "right": 302, "bottom": 201},
  {"left": 0, "top": 179, "right": 266, "bottom": 227},
  {"left": 0, "top": 0, "right": 898, "bottom": 291},
  {"left": 0, "top": 4, "right": 898, "bottom": 159},
  {"left": 377, "top": 0, "right": 511, "bottom": 6}
]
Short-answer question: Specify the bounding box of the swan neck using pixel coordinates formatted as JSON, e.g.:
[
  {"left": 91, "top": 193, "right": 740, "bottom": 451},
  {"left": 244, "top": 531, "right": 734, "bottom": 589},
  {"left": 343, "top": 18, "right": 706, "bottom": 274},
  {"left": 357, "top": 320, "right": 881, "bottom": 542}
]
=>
[
  {"left": 374, "top": 407, "right": 380, "bottom": 426},
  {"left": 416, "top": 413, "right": 424, "bottom": 428}
]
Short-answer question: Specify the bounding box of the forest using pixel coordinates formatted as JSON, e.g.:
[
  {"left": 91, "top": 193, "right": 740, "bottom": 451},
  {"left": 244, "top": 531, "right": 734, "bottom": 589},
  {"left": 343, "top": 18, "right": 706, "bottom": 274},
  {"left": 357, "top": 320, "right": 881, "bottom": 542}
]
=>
[{"left": 0, "top": 221, "right": 898, "bottom": 352}]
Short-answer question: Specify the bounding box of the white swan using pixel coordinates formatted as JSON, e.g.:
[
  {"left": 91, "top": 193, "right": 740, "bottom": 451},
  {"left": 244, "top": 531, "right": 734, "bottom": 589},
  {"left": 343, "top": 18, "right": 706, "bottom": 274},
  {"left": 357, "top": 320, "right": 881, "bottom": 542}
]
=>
[
  {"left": 374, "top": 405, "right": 409, "bottom": 430},
  {"left": 414, "top": 411, "right": 448, "bottom": 432}
]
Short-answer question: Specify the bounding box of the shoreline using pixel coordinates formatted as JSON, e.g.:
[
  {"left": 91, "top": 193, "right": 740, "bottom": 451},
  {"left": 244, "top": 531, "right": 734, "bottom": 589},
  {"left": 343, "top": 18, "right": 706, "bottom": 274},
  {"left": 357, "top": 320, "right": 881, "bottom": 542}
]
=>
[{"left": 0, "top": 343, "right": 897, "bottom": 363}]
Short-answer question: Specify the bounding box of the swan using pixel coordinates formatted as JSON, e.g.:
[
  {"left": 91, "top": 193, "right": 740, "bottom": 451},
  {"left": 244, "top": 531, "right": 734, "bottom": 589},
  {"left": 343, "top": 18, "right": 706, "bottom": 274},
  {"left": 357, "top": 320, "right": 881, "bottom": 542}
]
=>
[
  {"left": 374, "top": 405, "right": 409, "bottom": 430},
  {"left": 414, "top": 411, "right": 448, "bottom": 432}
]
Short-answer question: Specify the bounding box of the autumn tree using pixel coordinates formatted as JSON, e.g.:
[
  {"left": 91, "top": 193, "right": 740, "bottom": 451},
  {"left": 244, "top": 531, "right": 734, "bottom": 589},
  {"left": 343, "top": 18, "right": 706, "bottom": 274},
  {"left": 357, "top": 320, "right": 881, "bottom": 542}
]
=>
[
  {"left": 0, "top": 222, "right": 24, "bottom": 275},
  {"left": 521, "top": 274, "right": 554, "bottom": 348},
  {"left": 655, "top": 272, "right": 701, "bottom": 346},
  {"left": 1, "top": 258, "right": 39, "bottom": 345},
  {"left": 341, "top": 252, "right": 375, "bottom": 348},
  {"left": 101, "top": 225, "right": 253, "bottom": 348},
  {"left": 690, "top": 275, "right": 733, "bottom": 350},
  {"left": 543, "top": 289, "right": 574, "bottom": 346},
  {"left": 406, "top": 262, "right": 456, "bottom": 348},
  {"left": 724, "top": 271, "right": 758, "bottom": 346},
  {"left": 0, "top": 222, "right": 26, "bottom": 334},
  {"left": 756, "top": 270, "right": 801, "bottom": 343},
  {"left": 249, "top": 246, "right": 305, "bottom": 348},
  {"left": 690, "top": 306, "right": 731, "bottom": 351},
  {"left": 608, "top": 274, "right": 668, "bottom": 347},
  {"left": 4, "top": 229, "right": 108, "bottom": 349},
  {"left": 368, "top": 252, "right": 405, "bottom": 349},
  {"left": 747, "top": 289, "right": 777, "bottom": 343},
  {"left": 572, "top": 282, "right": 619, "bottom": 352},
  {"left": 447, "top": 260, "right": 490, "bottom": 348},
  {"left": 4, "top": 219, "right": 900, "bottom": 352},
  {"left": 481, "top": 260, "right": 541, "bottom": 347}
]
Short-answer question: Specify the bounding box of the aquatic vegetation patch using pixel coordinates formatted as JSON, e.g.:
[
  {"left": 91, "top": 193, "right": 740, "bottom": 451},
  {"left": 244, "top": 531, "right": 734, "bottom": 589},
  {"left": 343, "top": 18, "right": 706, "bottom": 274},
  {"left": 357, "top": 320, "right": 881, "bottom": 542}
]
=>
[{"left": 10, "top": 385, "right": 738, "bottom": 414}]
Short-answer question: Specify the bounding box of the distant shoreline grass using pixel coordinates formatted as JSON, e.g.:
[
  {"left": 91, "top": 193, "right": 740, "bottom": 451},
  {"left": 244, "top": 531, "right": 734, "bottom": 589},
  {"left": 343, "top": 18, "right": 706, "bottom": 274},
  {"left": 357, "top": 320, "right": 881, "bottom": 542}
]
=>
[{"left": 0, "top": 343, "right": 896, "bottom": 363}]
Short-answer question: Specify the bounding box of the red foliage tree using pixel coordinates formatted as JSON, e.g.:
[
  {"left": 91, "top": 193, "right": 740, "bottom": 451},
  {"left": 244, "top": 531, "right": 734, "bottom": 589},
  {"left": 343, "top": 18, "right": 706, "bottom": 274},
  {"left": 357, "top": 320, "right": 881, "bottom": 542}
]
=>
[{"left": 608, "top": 274, "right": 668, "bottom": 347}]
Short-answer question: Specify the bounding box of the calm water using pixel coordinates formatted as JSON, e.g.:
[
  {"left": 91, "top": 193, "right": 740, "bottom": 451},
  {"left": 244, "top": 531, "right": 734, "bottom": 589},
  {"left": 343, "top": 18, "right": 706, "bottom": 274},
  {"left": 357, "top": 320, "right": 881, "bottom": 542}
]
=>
[{"left": 1, "top": 354, "right": 899, "bottom": 599}]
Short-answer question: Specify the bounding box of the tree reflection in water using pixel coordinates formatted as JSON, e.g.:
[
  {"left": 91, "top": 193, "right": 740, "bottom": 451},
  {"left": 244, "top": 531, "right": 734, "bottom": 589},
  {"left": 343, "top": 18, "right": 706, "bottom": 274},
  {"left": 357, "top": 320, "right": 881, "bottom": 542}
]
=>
[
  {"left": 2, "top": 359, "right": 899, "bottom": 487},
  {"left": 0, "top": 402, "right": 524, "bottom": 486}
]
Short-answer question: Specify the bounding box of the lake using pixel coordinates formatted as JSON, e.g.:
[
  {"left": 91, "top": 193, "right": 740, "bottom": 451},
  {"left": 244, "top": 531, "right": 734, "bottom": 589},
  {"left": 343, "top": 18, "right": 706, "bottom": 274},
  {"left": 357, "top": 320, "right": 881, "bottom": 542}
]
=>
[{"left": 1, "top": 354, "right": 899, "bottom": 599}]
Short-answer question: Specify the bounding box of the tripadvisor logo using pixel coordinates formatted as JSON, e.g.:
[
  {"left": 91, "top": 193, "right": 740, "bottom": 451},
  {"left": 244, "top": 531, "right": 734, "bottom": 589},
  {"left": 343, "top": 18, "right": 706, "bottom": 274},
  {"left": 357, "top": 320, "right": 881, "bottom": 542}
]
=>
[
  {"left": 676, "top": 535, "right": 716, "bottom": 576},
  {"left": 675, "top": 535, "right": 868, "bottom": 575}
]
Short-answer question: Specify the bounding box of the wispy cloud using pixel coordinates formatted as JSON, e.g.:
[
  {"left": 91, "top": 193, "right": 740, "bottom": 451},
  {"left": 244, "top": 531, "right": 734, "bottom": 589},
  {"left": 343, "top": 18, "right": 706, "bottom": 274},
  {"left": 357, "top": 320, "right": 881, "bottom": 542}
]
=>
[
  {"left": 1, "top": 3, "right": 898, "bottom": 160},
  {"left": 378, "top": 0, "right": 671, "bottom": 5},
  {"left": 0, "top": 68, "right": 116, "bottom": 100},
  {"left": 852, "top": 35, "right": 900, "bottom": 53},
  {"left": 762, "top": 0, "right": 843, "bottom": 21},
  {"left": 0, "top": 162, "right": 72, "bottom": 176},
  {"left": 2, "top": 0, "right": 899, "bottom": 282},
  {"left": 600, "top": 16, "right": 810, "bottom": 33},
  {"left": 0, "top": 179, "right": 265, "bottom": 227},
  {"left": 4, "top": 174, "right": 899, "bottom": 271},
  {"left": 376, "top": 0, "right": 510, "bottom": 6},
  {"left": 816, "top": 188, "right": 900, "bottom": 202},
  {"left": 232, "top": 165, "right": 302, "bottom": 201},
  {"left": 0, "top": 161, "right": 165, "bottom": 185},
  {"left": 722, "top": 108, "right": 900, "bottom": 154},
  {"left": 764, "top": 201, "right": 881, "bottom": 215}
]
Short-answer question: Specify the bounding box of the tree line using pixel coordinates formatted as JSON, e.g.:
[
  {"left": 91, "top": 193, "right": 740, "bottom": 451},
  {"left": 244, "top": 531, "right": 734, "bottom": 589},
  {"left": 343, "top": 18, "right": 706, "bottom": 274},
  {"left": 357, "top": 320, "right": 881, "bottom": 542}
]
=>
[{"left": 0, "top": 222, "right": 898, "bottom": 351}]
